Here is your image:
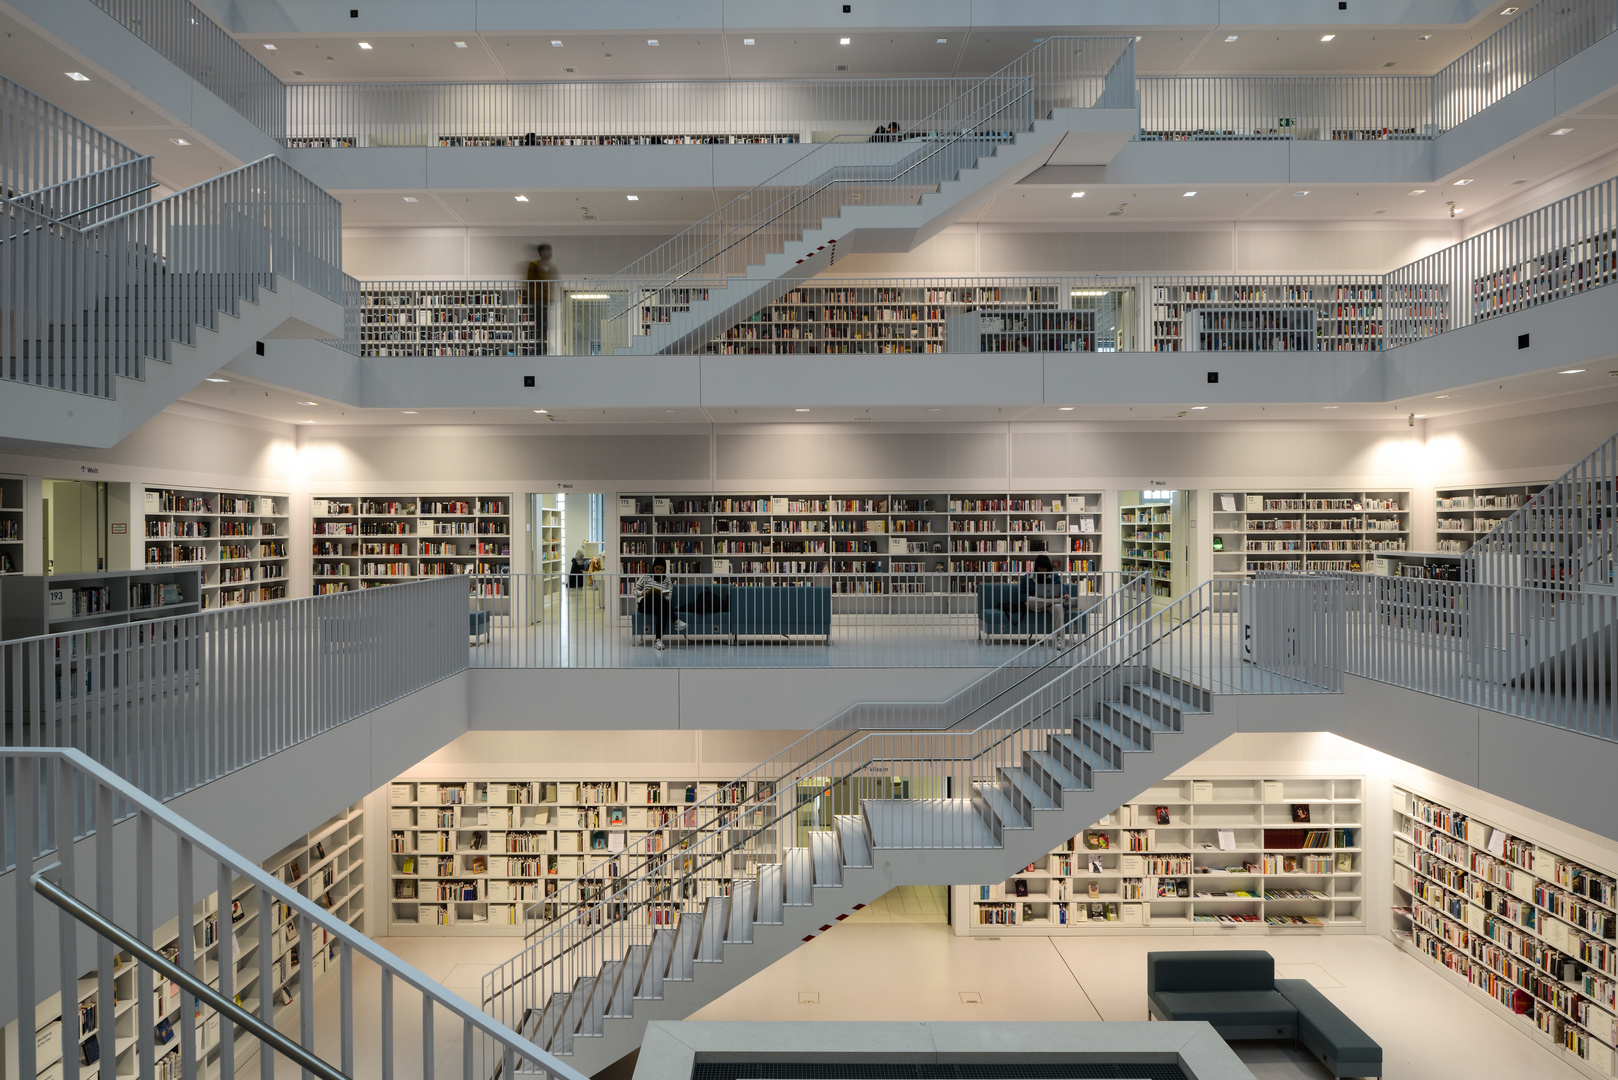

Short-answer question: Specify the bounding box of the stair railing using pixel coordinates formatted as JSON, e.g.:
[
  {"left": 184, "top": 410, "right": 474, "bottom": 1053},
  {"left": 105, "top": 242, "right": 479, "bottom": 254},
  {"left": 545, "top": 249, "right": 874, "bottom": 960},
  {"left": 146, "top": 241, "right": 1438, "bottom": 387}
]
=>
[
  {"left": 1, "top": 154, "right": 343, "bottom": 397},
  {"left": 5, "top": 747, "right": 584, "bottom": 1080},
  {"left": 592, "top": 35, "right": 1134, "bottom": 329},
  {"left": 479, "top": 571, "right": 1151, "bottom": 1026},
  {"left": 1465, "top": 432, "right": 1617, "bottom": 590}
]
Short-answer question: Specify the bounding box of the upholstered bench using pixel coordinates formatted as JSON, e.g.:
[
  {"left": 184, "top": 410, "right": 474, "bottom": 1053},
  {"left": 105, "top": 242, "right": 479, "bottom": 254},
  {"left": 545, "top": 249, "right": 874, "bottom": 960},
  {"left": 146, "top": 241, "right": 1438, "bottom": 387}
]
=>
[
  {"left": 469, "top": 609, "right": 491, "bottom": 643},
  {"left": 1277, "top": 978, "right": 1383, "bottom": 1078},
  {"left": 1146, "top": 951, "right": 1297, "bottom": 1039}
]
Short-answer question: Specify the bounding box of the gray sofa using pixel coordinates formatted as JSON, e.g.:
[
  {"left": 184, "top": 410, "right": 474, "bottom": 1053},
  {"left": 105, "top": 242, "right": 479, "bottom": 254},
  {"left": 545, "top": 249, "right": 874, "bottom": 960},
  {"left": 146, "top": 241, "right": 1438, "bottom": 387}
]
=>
[{"left": 1146, "top": 950, "right": 1382, "bottom": 1078}]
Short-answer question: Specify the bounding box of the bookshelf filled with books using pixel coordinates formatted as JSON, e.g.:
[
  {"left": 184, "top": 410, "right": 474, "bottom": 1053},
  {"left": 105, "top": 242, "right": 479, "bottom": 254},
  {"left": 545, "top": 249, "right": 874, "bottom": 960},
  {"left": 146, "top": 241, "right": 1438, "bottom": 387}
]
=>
[
  {"left": 1148, "top": 281, "right": 1444, "bottom": 352},
  {"left": 956, "top": 776, "right": 1364, "bottom": 934},
  {"left": 1208, "top": 489, "right": 1411, "bottom": 578},
  {"left": 143, "top": 488, "right": 291, "bottom": 609},
  {"left": 1470, "top": 228, "right": 1618, "bottom": 324},
  {"left": 9, "top": 803, "right": 364, "bottom": 1080},
  {"left": 355, "top": 284, "right": 538, "bottom": 357},
  {"left": 0, "top": 473, "right": 22, "bottom": 575},
  {"left": 385, "top": 778, "right": 772, "bottom": 935},
  {"left": 615, "top": 491, "right": 1105, "bottom": 595},
  {"left": 311, "top": 493, "right": 512, "bottom": 607},
  {"left": 1434, "top": 483, "right": 1544, "bottom": 554},
  {"left": 1119, "top": 490, "right": 1183, "bottom": 602},
  {"left": 1391, "top": 787, "right": 1618, "bottom": 1078}
]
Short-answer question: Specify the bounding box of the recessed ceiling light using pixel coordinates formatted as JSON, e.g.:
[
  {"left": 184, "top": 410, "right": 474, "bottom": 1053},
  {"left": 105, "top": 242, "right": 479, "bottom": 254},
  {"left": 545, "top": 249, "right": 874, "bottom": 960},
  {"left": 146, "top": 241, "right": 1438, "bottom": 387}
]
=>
[
  {"left": 263, "top": 43, "right": 277, "bottom": 50},
  {"left": 454, "top": 41, "right": 467, "bottom": 48},
  {"left": 1225, "top": 35, "right": 1239, "bottom": 42},
  {"left": 1409, "top": 189, "right": 1427, "bottom": 195},
  {"left": 204, "top": 377, "right": 229, "bottom": 383},
  {"left": 1435, "top": 394, "right": 1451, "bottom": 399},
  {"left": 647, "top": 39, "right": 659, "bottom": 46},
  {"left": 1560, "top": 369, "right": 1586, "bottom": 374},
  {"left": 1552, "top": 127, "right": 1574, "bottom": 135},
  {"left": 1501, "top": 6, "right": 1519, "bottom": 13},
  {"left": 1183, "top": 191, "right": 1197, "bottom": 197},
  {"left": 795, "top": 408, "right": 811, "bottom": 412},
  {"left": 745, "top": 38, "right": 756, "bottom": 45},
  {"left": 1135, "top": 36, "right": 1143, "bottom": 42},
  {"left": 514, "top": 195, "right": 529, "bottom": 202},
  {"left": 1071, "top": 191, "right": 1085, "bottom": 198},
  {"left": 402, "top": 410, "right": 418, "bottom": 414},
  {"left": 1453, "top": 178, "right": 1473, "bottom": 185},
  {"left": 626, "top": 194, "right": 638, "bottom": 201},
  {"left": 171, "top": 138, "right": 190, "bottom": 145},
  {"left": 937, "top": 38, "right": 948, "bottom": 44},
  {"left": 1058, "top": 406, "right": 1075, "bottom": 411},
  {"left": 299, "top": 420, "right": 315, "bottom": 424},
  {"left": 534, "top": 409, "right": 548, "bottom": 414},
  {"left": 1419, "top": 34, "right": 1432, "bottom": 40},
  {"left": 1294, "top": 190, "right": 1309, "bottom": 196},
  {"left": 298, "top": 401, "right": 318, "bottom": 406},
  {"left": 840, "top": 37, "right": 851, "bottom": 45},
  {"left": 665, "top": 409, "right": 677, "bottom": 413},
  {"left": 65, "top": 72, "right": 89, "bottom": 81},
  {"left": 1320, "top": 34, "right": 1335, "bottom": 41},
  {"left": 358, "top": 42, "right": 372, "bottom": 49},
  {"left": 1191, "top": 405, "right": 1208, "bottom": 410},
  {"left": 551, "top": 40, "right": 563, "bottom": 47},
  {"left": 1322, "top": 405, "right": 1339, "bottom": 410},
  {"left": 402, "top": 196, "right": 418, "bottom": 202}
]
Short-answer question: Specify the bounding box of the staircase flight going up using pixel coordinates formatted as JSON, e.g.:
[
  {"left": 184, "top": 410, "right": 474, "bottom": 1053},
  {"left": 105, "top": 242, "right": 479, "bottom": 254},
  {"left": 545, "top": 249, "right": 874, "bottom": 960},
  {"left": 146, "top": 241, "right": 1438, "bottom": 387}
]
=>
[{"left": 481, "top": 574, "right": 1345, "bottom": 1075}]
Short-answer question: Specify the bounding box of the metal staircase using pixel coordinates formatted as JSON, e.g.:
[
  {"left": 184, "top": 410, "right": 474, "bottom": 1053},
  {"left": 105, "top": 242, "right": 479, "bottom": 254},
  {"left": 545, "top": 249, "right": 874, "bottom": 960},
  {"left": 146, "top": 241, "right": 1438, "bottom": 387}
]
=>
[
  {"left": 600, "top": 36, "right": 1137, "bottom": 355},
  {"left": 482, "top": 576, "right": 1341, "bottom": 1073}
]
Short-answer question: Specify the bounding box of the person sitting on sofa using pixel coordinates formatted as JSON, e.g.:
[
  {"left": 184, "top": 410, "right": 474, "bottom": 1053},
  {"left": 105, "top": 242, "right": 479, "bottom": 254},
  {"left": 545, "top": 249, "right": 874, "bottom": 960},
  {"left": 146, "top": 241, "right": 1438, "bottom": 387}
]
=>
[
  {"left": 633, "top": 559, "right": 686, "bottom": 650},
  {"left": 1016, "top": 554, "right": 1075, "bottom": 638}
]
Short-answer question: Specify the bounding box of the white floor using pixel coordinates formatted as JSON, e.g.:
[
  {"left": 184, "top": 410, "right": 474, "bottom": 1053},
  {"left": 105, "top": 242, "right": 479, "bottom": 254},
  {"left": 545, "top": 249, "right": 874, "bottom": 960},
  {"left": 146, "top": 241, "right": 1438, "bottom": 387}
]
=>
[{"left": 330, "top": 888, "right": 1588, "bottom": 1080}]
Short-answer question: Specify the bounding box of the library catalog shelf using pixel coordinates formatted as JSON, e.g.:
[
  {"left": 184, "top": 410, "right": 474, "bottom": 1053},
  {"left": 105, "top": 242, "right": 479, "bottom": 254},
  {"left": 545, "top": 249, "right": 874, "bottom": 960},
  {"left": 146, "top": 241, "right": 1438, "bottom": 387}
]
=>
[
  {"left": 1209, "top": 490, "right": 1411, "bottom": 580},
  {"left": 143, "top": 488, "right": 291, "bottom": 609},
  {"left": 959, "top": 776, "right": 1363, "bottom": 933},
  {"left": 1391, "top": 786, "right": 1618, "bottom": 1079},
  {"left": 312, "top": 493, "right": 513, "bottom": 611}
]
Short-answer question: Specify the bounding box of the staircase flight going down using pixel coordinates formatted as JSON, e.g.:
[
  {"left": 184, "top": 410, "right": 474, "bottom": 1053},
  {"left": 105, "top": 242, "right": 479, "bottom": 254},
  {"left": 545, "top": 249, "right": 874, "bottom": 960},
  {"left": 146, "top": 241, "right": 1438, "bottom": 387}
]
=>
[{"left": 481, "top": 574, "right": 1344, "bottom": 1074}]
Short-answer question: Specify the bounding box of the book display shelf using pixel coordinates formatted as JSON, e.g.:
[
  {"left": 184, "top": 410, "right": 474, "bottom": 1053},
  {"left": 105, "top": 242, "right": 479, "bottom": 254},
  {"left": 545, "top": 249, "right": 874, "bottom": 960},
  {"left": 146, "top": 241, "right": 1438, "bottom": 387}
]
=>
[
  {"left": 1119, "top": 491, "right": 1180, "bottom": 601},
  {"left": 616, "top": 491, "right": 1105, "bottom": 593},
  {"left": 700, "top": 283, "right": 1118, "bottom": 355},
  {"left": 1471, "top": 229, "right": 1618, "bottom": 324},
  {"left": 0, "top": 474, "right": 22, "bottom": 575},
  {"left": 310, "top": 494, "right": 512, "bottom": 605},
  {"left": 11, "top": 803, "right": 363, "bottom": 1080},
  {"left": 0, "top": 569, "right": 204, "bottom": 640},
  {"left": 356, "top": 285, "right": 537, "bottom": 357},
  {"left": 1434, "top": 483, "right": 1544, "bottom": 554},
  {"left": 142, "top": 489, "right": 291, "bottom": 609},
  {"left": 538, "top": 495, "right": 564, "bottom": 600},
  {"left": 1372, "top": 551, "right": 1466, "bottom": 581},
  {"left": 957, "top": 776, "right": 1363, "bottom": 934},
  {"left": 1391, "top": 787, "right": 1618, "bottom": 1078},
  {"left": 1208, "top": 490, "right": 1411, "bottom": 578},
  {"left": 1149, "top": 282, "right": 1444, "bottom": 352},
  {"left": 385, "top": 779, "right": 771, "bottom": 935}
]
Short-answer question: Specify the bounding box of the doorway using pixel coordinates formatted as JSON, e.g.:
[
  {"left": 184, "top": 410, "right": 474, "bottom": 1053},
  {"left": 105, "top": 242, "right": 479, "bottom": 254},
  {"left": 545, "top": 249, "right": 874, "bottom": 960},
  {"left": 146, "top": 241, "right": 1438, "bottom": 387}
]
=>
[{"left": 42, "top": 479, "right": 131, "bottom": 575}]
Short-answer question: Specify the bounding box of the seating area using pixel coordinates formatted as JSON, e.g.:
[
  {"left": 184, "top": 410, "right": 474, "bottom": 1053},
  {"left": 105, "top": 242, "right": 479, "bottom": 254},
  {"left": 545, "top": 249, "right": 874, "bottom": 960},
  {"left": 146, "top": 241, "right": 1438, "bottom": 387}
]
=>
[
  {"left": 1147, "top": 950, "right": 1383, "bottom": 1079},
  {"left": 629, "top": 584, "right": 833, "bottom": 645},
  {"left": 975, "top": 582, "right": 1099, "bottom": 641}
]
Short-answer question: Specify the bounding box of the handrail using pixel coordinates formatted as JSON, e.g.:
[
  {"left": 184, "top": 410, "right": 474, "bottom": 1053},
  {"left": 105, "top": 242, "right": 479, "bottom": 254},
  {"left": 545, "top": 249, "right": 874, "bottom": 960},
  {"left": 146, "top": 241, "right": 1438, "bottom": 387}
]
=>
[
  {"left": 6, "top": 746, "right": 586, "bottom": 1080},
  {"left": 32, "top": 868, "right": 351, "bottom": 1080},
  {"left": 0, "top": 73, "right": 145, "bottom": 197},
  {"left": 4, "top": 158, "right": 155, "bottom": 209}
]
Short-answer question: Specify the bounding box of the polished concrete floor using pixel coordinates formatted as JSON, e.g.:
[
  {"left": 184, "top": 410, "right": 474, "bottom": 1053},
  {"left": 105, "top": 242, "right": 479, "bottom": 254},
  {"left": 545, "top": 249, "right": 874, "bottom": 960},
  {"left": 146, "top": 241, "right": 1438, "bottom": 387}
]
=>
[{"left": 333, "top": 887, "right": 1586, "bottom": 1080}]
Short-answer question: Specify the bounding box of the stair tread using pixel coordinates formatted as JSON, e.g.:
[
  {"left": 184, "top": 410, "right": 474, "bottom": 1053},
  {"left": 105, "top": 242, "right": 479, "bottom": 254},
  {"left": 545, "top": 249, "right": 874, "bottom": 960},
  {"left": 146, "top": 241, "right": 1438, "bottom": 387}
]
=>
[
  {"left": 1131, "top": 682, "right": 1206, "bottom": 713},
  {"left": 974, "top": 782, "right": 1032, "bottom": 830},
  {"left": 1094, "top": 701, "right": 1169, "bottom": 740},
  {"left": 1026, "top": 750, "right": 1090, "bottom": 792},
  {"left": 1051, "top": 733, "right": 1121, "bottom": 774},
  {"left": 998, "top": 765, "right": 1059, "bottom": 809},
  {"left": 835, "top": 814, "right": 873, "bottom": 868}
]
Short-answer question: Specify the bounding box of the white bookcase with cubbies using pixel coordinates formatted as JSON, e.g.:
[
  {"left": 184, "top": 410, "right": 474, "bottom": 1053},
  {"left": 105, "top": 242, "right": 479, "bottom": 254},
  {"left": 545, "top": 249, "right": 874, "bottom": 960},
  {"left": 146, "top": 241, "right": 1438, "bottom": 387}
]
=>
[
  {"left": 311, "top": 494, "right": 512, "bottom": 609},
  {"left": 1119, "top": 490, "right": 1182, "bottom": 601},
  {"left": 537, "top": 495, "right": 563, "bottom": 599},
  {"left": 956, "top": 776, "right": 1364, "bottom": 934},
  {"left": 2, "top": 803, "right": 363, "bottom": 1080},
  {"left": 1208, "top": 490, "right": 1410, "bottom": 578},
  {"left": 1148, "top": 280, "right": 1439, "bottom": 352},
  {"left": 385, "top": 778, "right": 774, "bottom": 936},
  {"left": 1434, "top": 483, "right": 1544, "bottom": 554},
  {"left": 0, "top": 474, "right": 23, "bottom": 575},
  {"left": 616, "top": 491, "right": 1105, "bottom": 602},
  {"left": 1392, "top": 787, "right": 1618, "bottom": 1078},
  {"left": 142, "top": 488, "right": 291, "bottom": 608}
]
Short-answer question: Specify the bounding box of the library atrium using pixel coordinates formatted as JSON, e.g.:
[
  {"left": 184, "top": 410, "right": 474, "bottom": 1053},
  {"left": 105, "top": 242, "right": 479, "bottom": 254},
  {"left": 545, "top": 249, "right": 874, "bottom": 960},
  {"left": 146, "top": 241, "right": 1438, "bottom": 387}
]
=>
[{"left": 2, "top": 1, "right": 1618, "bottom": 1080}]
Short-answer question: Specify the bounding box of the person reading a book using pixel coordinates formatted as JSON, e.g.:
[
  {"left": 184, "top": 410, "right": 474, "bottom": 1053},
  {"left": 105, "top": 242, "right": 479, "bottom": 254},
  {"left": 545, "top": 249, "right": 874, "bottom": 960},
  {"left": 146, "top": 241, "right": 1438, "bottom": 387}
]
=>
[
  {"left": 634, "top": 558, "right": 686, "bottom": 650},
  {"left": 1018, "top": 554, "right": 1075, "bottom": 640}
]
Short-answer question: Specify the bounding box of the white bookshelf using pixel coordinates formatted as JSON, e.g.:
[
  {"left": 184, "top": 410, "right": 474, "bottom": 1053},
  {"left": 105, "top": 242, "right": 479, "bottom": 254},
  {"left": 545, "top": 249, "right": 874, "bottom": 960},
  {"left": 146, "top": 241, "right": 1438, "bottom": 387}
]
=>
[
  {"left": 0, "top": 474, "right": 23, "bottom": 575},
  {"left": 1434, "top": 483, "right": 1544, "bottom": 554},
  {"left": 538, "top": 496, "right": 563, "bottom": 598},
  {"left": 957, "top": 776, "right": 1364, "bottom": 934},
  {"left": 3, "top": 803, "right": 362, "bottom": 1080},
  {"left": 385, "top": 778, "right": 772, "bottom": 936},
  {"left": 142, "top": 488, "right": 291, "bottom": 609},
  {"left": 1119, "top": 490, "right": 1181, "bottom": 602},
  {"left": 617, "top": 491, "right": 1105, "bottom": 592},
  {"left": 1209, "top": 490, "right": 1411, "bottom": 578},
  {"left": 311, "top": 493, "right": 512, "bottom": 608},
  {"left": 1391, "top": 786, "right": 1618, "bottom": 1079}
]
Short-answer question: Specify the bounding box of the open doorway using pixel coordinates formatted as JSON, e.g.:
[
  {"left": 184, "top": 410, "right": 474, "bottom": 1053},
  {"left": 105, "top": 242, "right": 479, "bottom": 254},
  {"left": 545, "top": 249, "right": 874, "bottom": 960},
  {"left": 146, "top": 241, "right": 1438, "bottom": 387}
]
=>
[{"left": 42, "top": 479, "right": 131, "bottom": 575}]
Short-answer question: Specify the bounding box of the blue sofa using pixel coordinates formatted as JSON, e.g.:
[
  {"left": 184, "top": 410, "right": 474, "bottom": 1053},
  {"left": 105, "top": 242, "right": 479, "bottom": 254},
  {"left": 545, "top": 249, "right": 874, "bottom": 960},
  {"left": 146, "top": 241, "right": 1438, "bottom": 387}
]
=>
[
  {"left": 975, "top": 582, "right": 1093, "bottom": 641},
  {"left": 631, "top": 584, "right": 831, "bottom": 644},
  {"left": 1147, "top": 951, "right": 1382, "bottom": 1078}
]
